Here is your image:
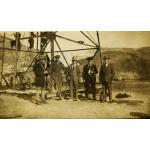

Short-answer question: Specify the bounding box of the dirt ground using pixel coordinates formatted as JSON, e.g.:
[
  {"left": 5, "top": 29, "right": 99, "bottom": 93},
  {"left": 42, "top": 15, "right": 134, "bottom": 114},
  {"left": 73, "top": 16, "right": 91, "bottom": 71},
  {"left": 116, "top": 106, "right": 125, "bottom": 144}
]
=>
[{"left": 0, "top": 81, "right": 150, "bottom": 119}]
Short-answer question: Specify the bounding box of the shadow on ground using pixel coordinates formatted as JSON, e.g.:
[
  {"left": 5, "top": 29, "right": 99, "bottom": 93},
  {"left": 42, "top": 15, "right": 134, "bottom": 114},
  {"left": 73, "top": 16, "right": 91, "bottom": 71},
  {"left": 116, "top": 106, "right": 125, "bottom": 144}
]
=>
[
  {"left": 0, "top": 114, "right": 22, "bottom": 119},
  {"left": 130, "top": 112, "right": 150, "bottom": 119},
  {"left": 114, "top": 99, "right": 144, "bottom": 106}
]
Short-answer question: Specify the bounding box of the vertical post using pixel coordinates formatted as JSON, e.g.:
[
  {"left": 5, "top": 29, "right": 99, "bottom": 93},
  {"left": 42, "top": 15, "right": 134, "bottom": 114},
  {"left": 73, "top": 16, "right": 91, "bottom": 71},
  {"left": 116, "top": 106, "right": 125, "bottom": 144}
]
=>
[
  {"left": 50, "top": 32, "right": 55, "bottom": 91},
  {"left": 97, "top": 31, "right": 102, "bottom": 66},
  {"left": 13, "top": 32, "right": 19, "bottom": 89},
  {"left": 0, "top": 32, "right": 5, "bottom": 89},
  {"left": 37, "top": 32, "right": 39, "bottom": 51},
  {"left": 50, "top": 32, "right": 54, "bottom": 60},
  {"left": 40, "top": 32, "right": 42, "bottom": 51}
]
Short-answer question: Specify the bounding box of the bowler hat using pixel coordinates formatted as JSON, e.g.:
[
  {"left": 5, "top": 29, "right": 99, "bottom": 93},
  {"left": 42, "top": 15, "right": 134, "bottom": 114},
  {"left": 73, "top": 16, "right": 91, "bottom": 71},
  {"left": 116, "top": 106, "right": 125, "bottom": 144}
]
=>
[{"left": 103, "top": 56, "right": 110, "bottom": 60}]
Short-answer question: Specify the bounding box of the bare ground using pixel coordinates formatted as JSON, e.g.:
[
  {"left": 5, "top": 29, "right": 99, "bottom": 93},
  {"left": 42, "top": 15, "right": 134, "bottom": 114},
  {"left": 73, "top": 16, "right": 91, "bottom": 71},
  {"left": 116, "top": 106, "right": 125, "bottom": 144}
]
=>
[{"left": 0, "top": 81, "right": 150, "bottom": 119}]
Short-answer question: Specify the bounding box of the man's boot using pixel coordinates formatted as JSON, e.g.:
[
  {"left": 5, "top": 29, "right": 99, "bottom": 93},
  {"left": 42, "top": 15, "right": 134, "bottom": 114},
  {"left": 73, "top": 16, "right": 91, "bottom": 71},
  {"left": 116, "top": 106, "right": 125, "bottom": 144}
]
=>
[
  {"left": 41, "top": 90, "right": 48, "bottom": 104},
  {"left": 93, "top": 94, "right": 96, "bottom": 100},
  {"left": 36, "top": 90, "right": 41, "bottom": 105}
]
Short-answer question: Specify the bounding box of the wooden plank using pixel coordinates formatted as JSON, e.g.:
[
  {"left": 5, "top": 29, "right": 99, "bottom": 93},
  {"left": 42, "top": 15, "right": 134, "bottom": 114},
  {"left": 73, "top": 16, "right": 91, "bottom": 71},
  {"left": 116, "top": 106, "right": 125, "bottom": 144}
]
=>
[{"left": 0, "top": 32, "right": 5, "bottom": 88}]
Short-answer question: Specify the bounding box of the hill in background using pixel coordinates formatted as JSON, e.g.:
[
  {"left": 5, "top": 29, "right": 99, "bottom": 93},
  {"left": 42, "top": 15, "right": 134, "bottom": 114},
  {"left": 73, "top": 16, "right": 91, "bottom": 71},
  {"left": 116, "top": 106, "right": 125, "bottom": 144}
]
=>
[{"left": 79, "top": 47, "right": 150, "bottom": 80}]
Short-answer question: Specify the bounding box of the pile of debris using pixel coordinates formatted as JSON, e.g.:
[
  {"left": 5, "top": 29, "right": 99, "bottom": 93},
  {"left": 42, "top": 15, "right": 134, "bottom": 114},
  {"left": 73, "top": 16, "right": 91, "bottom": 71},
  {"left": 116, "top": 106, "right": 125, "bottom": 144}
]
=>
[{"left": 115, "top": 93, "right": 131, "bottom": 98}]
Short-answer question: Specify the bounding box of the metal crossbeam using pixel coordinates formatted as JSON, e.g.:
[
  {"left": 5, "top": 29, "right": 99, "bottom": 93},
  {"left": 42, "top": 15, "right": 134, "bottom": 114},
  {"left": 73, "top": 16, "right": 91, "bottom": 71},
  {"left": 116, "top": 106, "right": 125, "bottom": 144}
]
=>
[
  {"left": 0, "top": 47, "right": 38, "bottom": 53},
  {"left": 55, "top": 39, "right": 69, "bottom": 67},
  {"left": 55, "top": 35, "right": 96, "bottom": 48},
  {"left": 97, "top": 31, "right": 102, "bottom": 65},
  {"left": 80, "top": 31, "right": 98, "bottom": 46},
  {"left": 0, "top": 47, "right": 96, "bottom": 53}
]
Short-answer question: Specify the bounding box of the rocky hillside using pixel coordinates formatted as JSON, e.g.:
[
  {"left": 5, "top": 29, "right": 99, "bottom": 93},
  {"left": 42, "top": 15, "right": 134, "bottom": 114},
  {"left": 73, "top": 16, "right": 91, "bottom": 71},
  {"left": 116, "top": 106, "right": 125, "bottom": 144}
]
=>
[{"left": 79, "top": 47, "right": 150, "bottom": 80}]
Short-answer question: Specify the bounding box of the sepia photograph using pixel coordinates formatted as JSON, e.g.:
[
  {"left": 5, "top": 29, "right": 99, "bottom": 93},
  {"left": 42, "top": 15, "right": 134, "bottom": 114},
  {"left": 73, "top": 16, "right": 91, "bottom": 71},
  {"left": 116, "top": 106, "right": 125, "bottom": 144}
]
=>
[{"left": 0, "top": 31, "right": 150, "bottom": 119}]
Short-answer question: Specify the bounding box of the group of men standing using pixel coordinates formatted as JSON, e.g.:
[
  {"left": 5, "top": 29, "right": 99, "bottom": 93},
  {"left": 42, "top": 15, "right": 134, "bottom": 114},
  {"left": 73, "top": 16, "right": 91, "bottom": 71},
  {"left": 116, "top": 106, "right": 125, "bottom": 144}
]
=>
[{"left": 33, "top": 53, "right": 115, "bottom": 105}]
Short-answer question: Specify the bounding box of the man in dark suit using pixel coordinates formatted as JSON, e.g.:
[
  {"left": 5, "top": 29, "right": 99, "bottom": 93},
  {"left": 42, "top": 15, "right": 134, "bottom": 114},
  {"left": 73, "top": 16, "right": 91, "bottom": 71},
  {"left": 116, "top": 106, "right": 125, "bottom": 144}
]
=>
[
  {"left": 99, "top": 56, "right": 115, "bottom": 103},
  {"left": 83, "top": 57, "right": 98, "bottom": 100}
]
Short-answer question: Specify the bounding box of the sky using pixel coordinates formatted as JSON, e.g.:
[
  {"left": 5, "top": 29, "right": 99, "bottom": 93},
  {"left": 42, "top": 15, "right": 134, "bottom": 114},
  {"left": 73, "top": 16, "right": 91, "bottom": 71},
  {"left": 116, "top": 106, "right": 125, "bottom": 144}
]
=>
[
  {"left": 1, "top": 31, "right": 150, "bottom": 64},
  {"left": 52, "top": 31, "right": 150, "bottom": 64},
  {"left": 55, "top": 31, "right": 150, "bottom": 49},
  {"left": 100, "top": 31, "right": 150, "bottom": 48}
]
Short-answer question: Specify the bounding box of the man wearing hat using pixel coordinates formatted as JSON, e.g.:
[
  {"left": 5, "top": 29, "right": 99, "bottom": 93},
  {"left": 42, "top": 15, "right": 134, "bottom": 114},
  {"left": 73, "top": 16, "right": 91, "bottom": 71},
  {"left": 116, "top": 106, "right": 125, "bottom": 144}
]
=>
[
  {"left": 52, "top": 55, "right": 66, "bottom": 99},
  {"left": 82, "top": 57, "right": 98, "bottom": 100},
  {"left": 67, "top": 56, "right": 81, "bottom": 101},
  {"left": 33, "top": 54, "right": 48, "bottom": 104},
  {"left": 99, "top": 56, "right": 115, "bottom": 103}
]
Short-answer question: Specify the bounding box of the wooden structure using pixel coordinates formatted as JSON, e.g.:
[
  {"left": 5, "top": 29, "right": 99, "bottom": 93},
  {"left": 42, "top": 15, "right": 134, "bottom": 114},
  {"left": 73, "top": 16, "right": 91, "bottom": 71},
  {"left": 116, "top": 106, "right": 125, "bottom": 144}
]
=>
[{"left": 0, "top": 31, "right": 102, "bottom": 89}]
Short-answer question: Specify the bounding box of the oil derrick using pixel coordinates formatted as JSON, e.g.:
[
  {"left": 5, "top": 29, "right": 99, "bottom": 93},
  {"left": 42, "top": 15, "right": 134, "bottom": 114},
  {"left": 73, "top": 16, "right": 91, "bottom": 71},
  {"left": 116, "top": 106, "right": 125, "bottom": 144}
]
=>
[{"left": 0, "top": 31, "right": 102, "bottom": 91}]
